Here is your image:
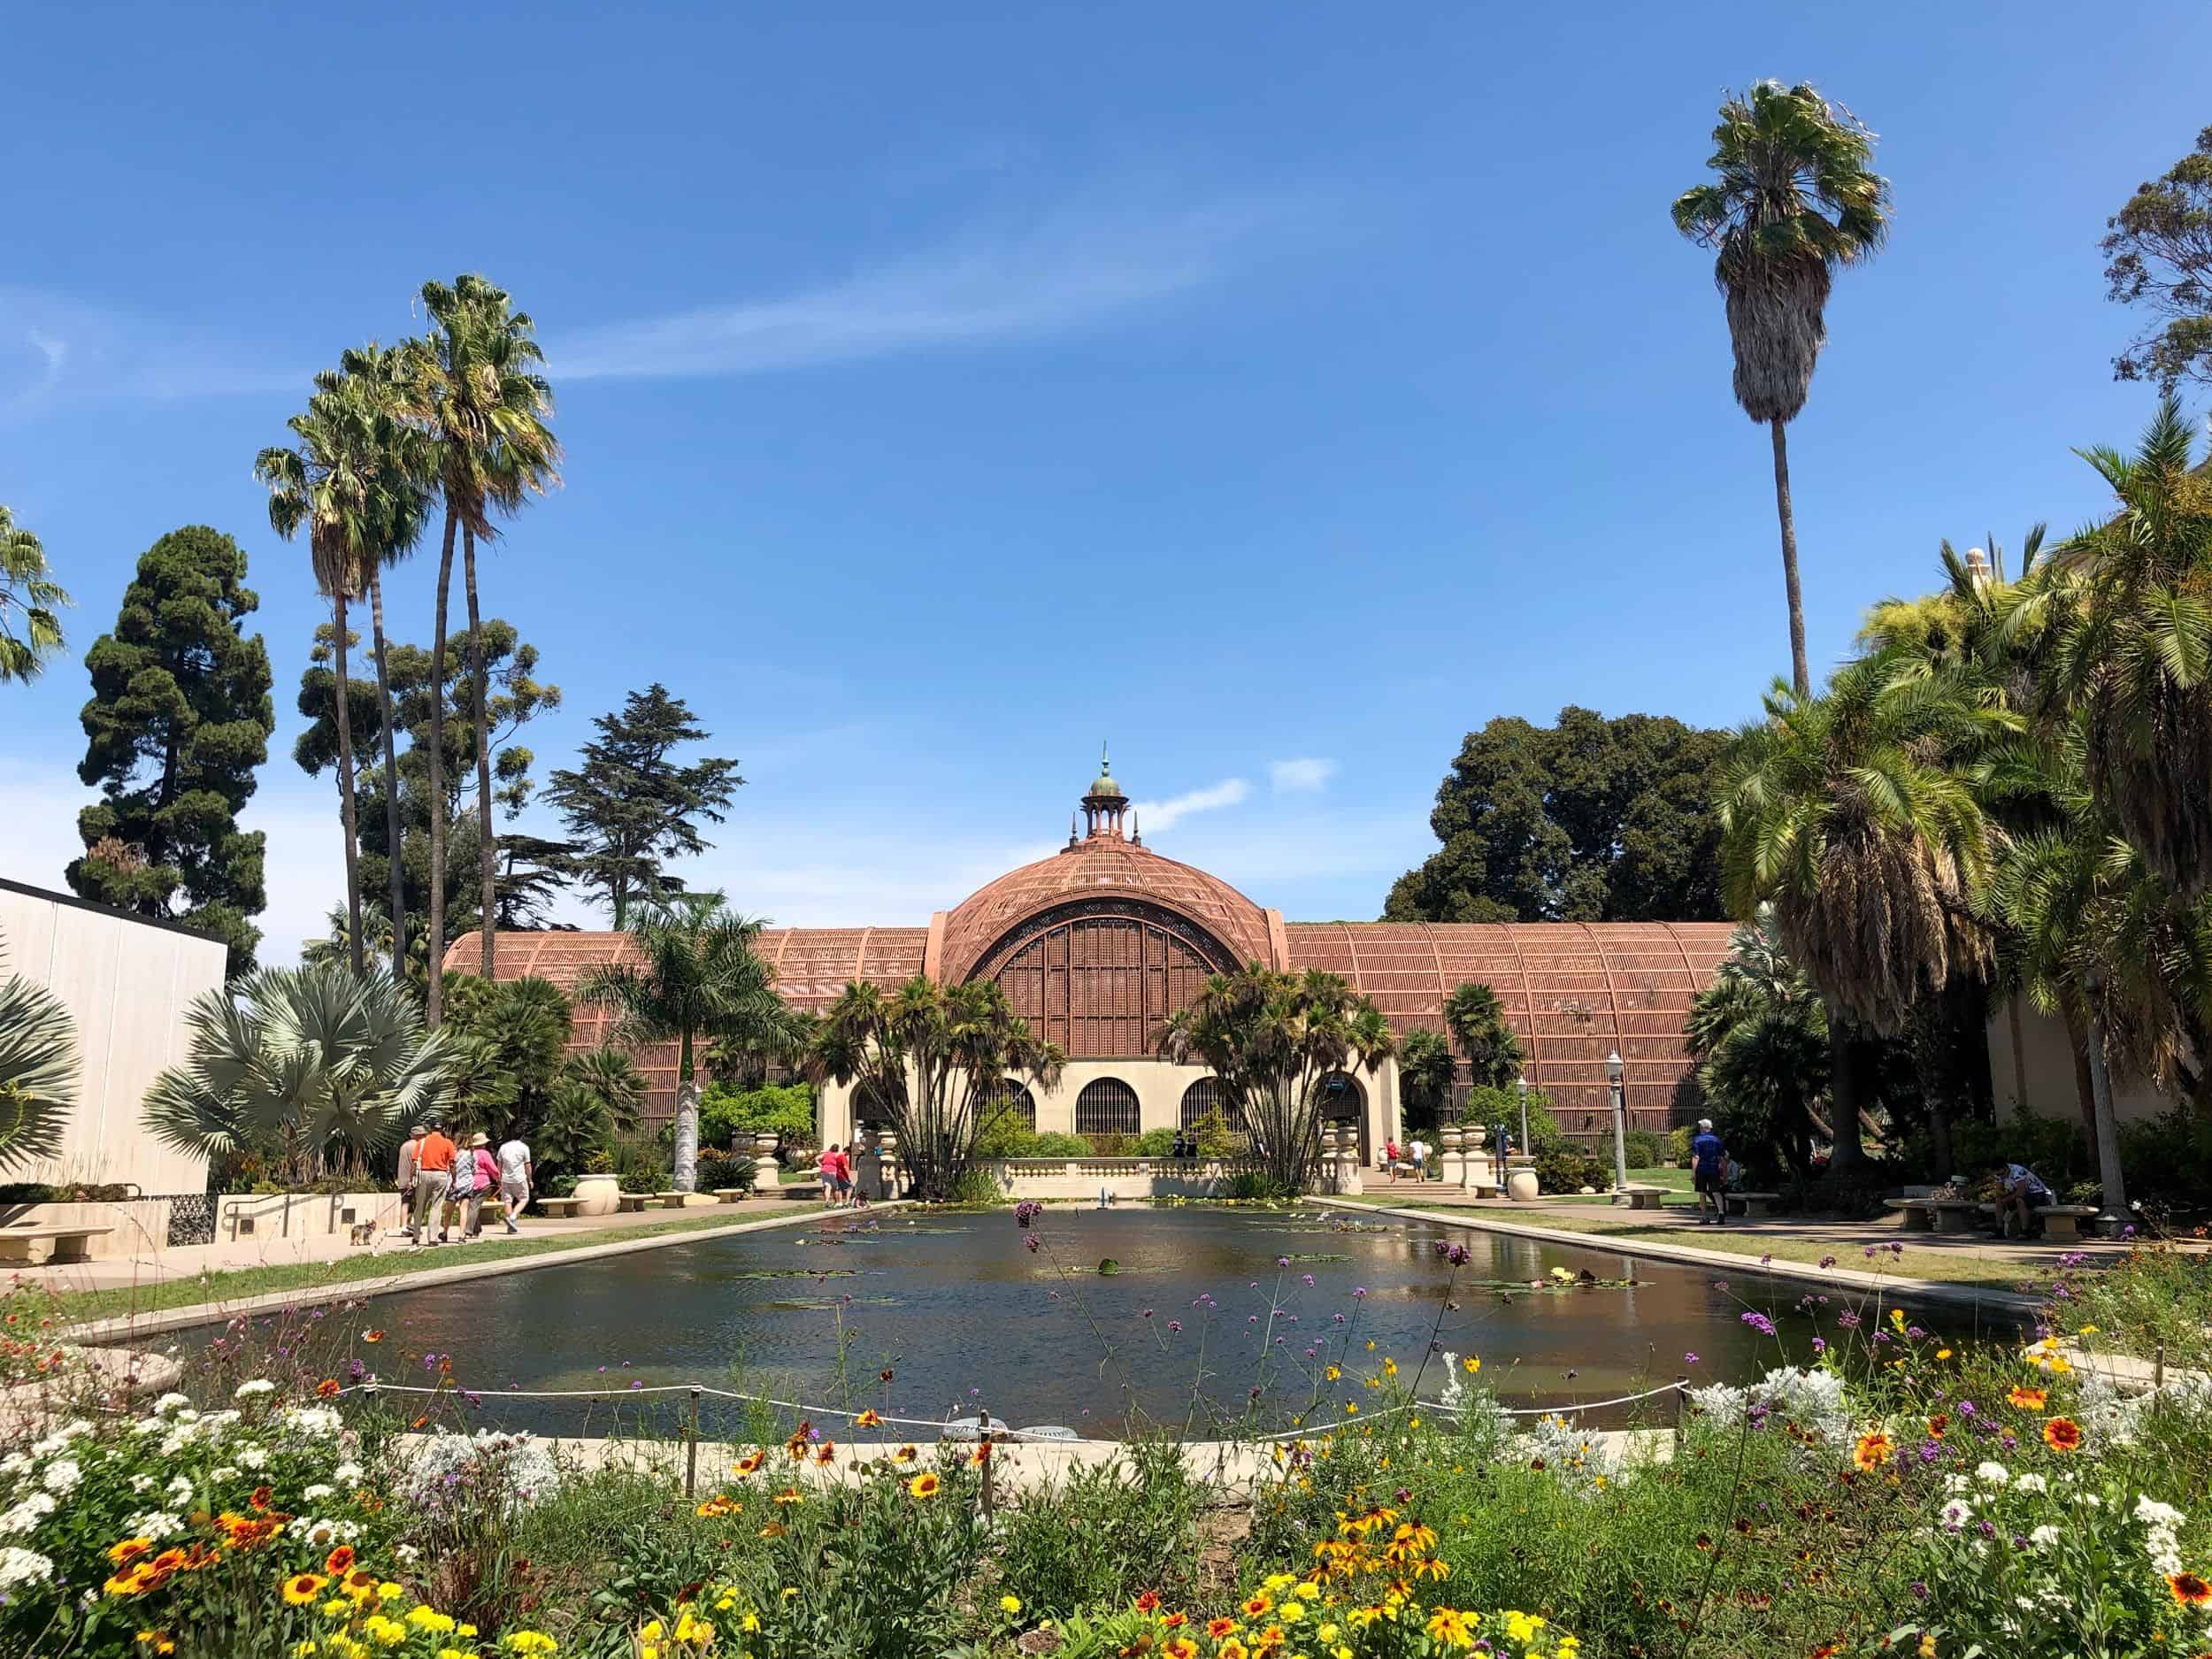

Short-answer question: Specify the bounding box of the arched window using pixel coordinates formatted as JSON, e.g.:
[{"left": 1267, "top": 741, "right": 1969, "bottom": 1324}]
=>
[
  {"left": 978, "top": 1077, "right": 1036, "bottom": 1133},
  {"left": 852, "top": 1081, "right": 894, "bottom": 1134},
  {"left": 1316, "top": 1071, "right": 1365, "bottom": 1123},
  {"left": 1179, "top": 1076, "right": 1234, "bottom": 1131},
  {"left": 1075, "top": 1078, "right": 1141, "bottom": 1138}
]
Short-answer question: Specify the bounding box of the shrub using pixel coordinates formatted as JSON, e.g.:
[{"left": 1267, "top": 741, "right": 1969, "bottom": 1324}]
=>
[
  {"left": 608, "top": 1136, "right": 666, "bottom": 1190},
  {"left": 696, "top": 1081, "right": 815, "bottom": 1152},
  {"left": 1222, "top": 1168, "right": 1293, "bottom": 1201},
  {"left": 1028, "top": 1132, "right": 1093, "bottom": 1157},
  {"left": 1623, "top": 1127, "right": 1665, "bottom": 1168},
  {"left": 945, "top": 1167, "right": 1004, "bottom": 1205},
  {"left": 1134, "top": 1127, "right": 1179, "bottom": 1156},
  {"left": 2116, "top": 1108, "right": 2212, "bottom": 1209},
  {"left": 695, "top": 1151, "right": 757, "bottom": 1193},
  {"left": 1925, "top": 1107, "right": 2096, "bottom": 1191},
  {"left": 991, "top": 1440, "right": 1201, "bottom": 1617},
  {"left": 972, "top": 1111, "right": 1035, "bottom": 1159},
  {"left": 1087, "top": 1132, "right": 1135, "bottom": 1156},
  {"left": 1464, "top": 1085, "right": 1559, "bottom": 1144},
  {"left": 1529, "top": 1139, "right": 1608, "bottom": 1194}
]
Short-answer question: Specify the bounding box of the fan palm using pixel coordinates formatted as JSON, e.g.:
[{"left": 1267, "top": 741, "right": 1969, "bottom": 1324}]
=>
[
  {"left": 2044, "top": 395, "right": 2212, "bottom": 898},
  {"left": 561, "top": 1046, "right": 649, "bottom": 1136},
  {"left": 0, "top": 927, "right": 79, "bottom": 1174},
  {"left": 808, "top": 976, "right": 1064, "bottom": 1202},
  {"left": 1685, "top": 905, "right": 1831, "bottom": 1177},
  {"left": 1395, "top": 1027, "right": 1455, "bottom": 1133},
  {"left": 256, "top": 357, "right": 431, "bottom": 975},
  {"left": 1156, "top": 966, "right": 1395, "bottom": 1195},
  {"left": 142, "top": 964, "right": 450, "bottom": 1184},
  {"left": 0, "top": 505, "right": 70, "bottom": 686},
  {"left": 1716, "top": 660, "right": 2010, "bottom": 1163},
  {"left": 401, "top": 275, "right": 560, "bottom": 1016},
  {"left": 1441, "top": 980, "right": 1524, "bottom": 1092},
  {"left": 579, "top": 897, "right": 799, "bottom": 1191},
  {"left": 1673, "top": 81, "right": 1892, "bottom": 697}
]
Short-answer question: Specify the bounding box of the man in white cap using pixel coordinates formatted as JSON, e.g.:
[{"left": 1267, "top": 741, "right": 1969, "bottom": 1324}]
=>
[{"left": 1690, "top": 1118, "right": 1728, "bottom": 1225}]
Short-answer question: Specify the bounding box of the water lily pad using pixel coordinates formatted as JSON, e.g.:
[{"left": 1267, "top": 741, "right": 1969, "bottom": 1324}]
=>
[
  {"left": 1097, "top": 1258, "right": 1120, "bottom": 1275},
  {"left": 768, "top": 1295, "right": 901, "bottom": 1310}
]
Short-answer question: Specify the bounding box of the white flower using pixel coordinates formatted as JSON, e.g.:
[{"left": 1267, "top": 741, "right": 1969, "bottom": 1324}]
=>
[
  {"left": 0, "top": 1453, "right": 28, "bottom": 1478},
  {"left": 132, "top": 1419, "right": 164, "bottom": 1436},
  {"left": 152, "top": 1393, "right": 191, "bottom": 1416},
  {"left": 234, "top": 1379, "right": 277, "bottom": 1401},
  {"left": 0, "top": 1494, "right": 57, "bottom": 1537},
  {"left": 334, "top": 1462, "right": 364, "bottom": 1486},
  {"left": 0, "top": 1546, "right": 54, "bottom": 1588},
  {"left": 1976, "top": 1461, "right": 2011, "bottom": 1486},
  {"left": 125, "top": 1510, "right": 183, "bottom": 1540},
  {"left": 1944, "top": 1474, "right": 1971, "bottom": 1494},
  {"left": 41, "top": 1460, "right": 79, "bottom": 1495},
  {"left": 2012, "top": 1473, "right": 2047, "bottom": 1494},
  {"left": 165, "top": 1476, "right": 192, "bottom": 1500},
  {"left": 238, "top": 1446, "right": 268, "bottom": 1471},
  {"left": 303, "top": 1485, "right": 334, "bottom": 1502},
  {"left": 128, "top": 1474, "right": 154, "bottom": 1494},
  {"left": 2079, "top": 1493, "right": 2102, "bottom": 1509},
  {"left": 394, "top": 1543, "right": 420, "bottom": 1564},
  {"left": 279, "top": 1406, "right": 344, "bottom": 1440},
  {"left": 1940, "top": 1499, "right": 1974, "bottom": 1531},
  {"left": 2134, "top": 1495, "right": 2185, "bottom": 1528},
  {"left": 31, "top": 1422, "right": 90, "bottom": 1457},
  {"left": 2028, "top": 1525, "right": 2062, "bottom": 1549}
]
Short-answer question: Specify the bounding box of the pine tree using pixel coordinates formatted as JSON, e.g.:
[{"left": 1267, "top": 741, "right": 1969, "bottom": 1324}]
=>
[
  {"left": 546, "top": 685, "right": 742, "bottom": 927},
  {"left": 68, "top": 526, "right": 274, "bottom": 976}
]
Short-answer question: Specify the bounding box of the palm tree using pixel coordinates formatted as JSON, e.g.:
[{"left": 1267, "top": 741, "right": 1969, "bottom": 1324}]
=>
[
  {"left": 1441, "top": 980, "right": 1524, "bottom": 1093},
  {"left": 1673, "top": 82, "right": 1892, "bottom": 697},
  {"left": 1685, "top": 904, "right": 1831, "bottom": 1177},
  {"left": 579, "top": 897, "right": 799, "bottom": 1191},
  {"left": 2044, "top": 396, "right": 2212, "bottom": 899},
  {"left": 810, "top": 976, "right": 1065, "bottom": 1201},
  {"left": 1715, "top": 660, "right": 2010, "bottom": 1164},
  {"left": 1395, "top": 1027, "right": 1455, "bottom": 1133},
  {"left": 0, "top": 506, "right": 70, "bottom": 686},
  {"left": 0, "top": 926, "right": 79, "bottom": 1174},
  {"left": 402, "top": 275, "right": 560, "bottom": 1018},
  {"left": 256, "top": 360, "right": 429, "bottom": 974},
  {"left": 561, "top": 1046, "right": 649, "bottom": 1136},
  {"left": 1156, "top": 966, "right": 1395, "bottom": 1195},
  {"left": 142, "top": 964, "right": 450, "bottom": 1185}
]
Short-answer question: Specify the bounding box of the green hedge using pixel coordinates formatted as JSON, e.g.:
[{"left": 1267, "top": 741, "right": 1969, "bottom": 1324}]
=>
[{"left": 698, "top": 1081, "right": 816, "bottom": 1151}]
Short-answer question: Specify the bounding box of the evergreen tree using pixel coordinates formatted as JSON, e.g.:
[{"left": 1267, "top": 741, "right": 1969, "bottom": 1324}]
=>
[
  {"left": 68, "top": 526, "right": 274, "bottom": 976},
  {"left": 546, "top": 685, "right": 742, "bottom": 927}
]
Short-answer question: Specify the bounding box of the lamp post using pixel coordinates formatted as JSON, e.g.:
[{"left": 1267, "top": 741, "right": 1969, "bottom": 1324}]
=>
[
  {"left": 1605, "top": 1050, "right": 1629, "bottom": 1194},
  {"left": 2082, "top": 968, "right": 2129, "bottom": 1233}
]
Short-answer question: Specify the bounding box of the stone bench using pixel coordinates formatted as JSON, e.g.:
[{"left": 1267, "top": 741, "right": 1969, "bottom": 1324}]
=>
[
  {"left": 710, "top": 1188, "right": 749, "bottom": 1203},
  {"left": 0, "top": 1225, "right": 113, "bottom": 1266},
  {"left": 537, "top": 1197, "right": 587, "bottom": 1219},
  {"left": 1723, "top": 1191, "right": 1784, "bottom": 1218},
  {"left": 1613, "top": 1184, "right": 1671, "bottom": 1210},
  {"left": 2034, "top": 1204, "right": 2101, "bottom": 1242},
  {"left": 1886, "top": 1197, "right": 1985, "bottom": 1233},
  {"left": 616, "top": 1193, "right": 653, "bottom": 1213}
]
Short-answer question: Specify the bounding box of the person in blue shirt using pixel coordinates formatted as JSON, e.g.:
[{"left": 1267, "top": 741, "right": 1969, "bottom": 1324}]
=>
[{"left": 1690, "top": 1118, "right": 1728, "bottom": 1225}]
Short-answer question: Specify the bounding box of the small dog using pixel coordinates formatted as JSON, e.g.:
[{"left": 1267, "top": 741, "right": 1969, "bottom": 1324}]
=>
[{"left": 348, "top": 1221, "right": 378, "bottom": 1247}]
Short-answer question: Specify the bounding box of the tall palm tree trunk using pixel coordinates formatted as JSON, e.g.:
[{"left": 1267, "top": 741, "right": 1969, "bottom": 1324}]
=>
[
  {"left": 1770, "top": 419, "right": 1811, "bottom": 699},
  {"left": 1825, "top": 1010, "right": 1865, "bottom": 1168},
  {"left": 368, "top": 565, "right": 406, "bottom": 984},
  {"left": 464, "top": 526, "right": 497, "bottom": 979},
  {"left": 2062, "top": 1002, "right": 2100, "bottom": 1148},
  {"left": 673, "top": 1029, "right": 700, "bottom": 1193},
  {"left": 331, "top": 587, "right": 365, "bottom": 976},
  {"left": 426, "top": 510, "right": 457, "bottom": 1027}
]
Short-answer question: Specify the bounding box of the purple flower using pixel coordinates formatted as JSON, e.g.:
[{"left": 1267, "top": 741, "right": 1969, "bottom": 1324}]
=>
[
  {"left": 1760, "top": 1254, "right": 1772, "bottom": 1266},
  {"left": 1810, "top": 1338, "right": 1826, "bottom": 1354},
  {"left": 1352, "top": 1287, "right": 1369, "bottom": 1299},
  {"left": 1713, "top": 1279, "right": 1729, "bottom": 1292},
  {"left": 1958, "top": 1402, "right": 1977, "bottom": 1417},
  {"left": 1141, "top": 1308, "right": 1154, "bottom": 1319},
  {"left": 1278, "top": 1256, "right": 1291, "bottom": 1269},
  {"left": 1025, "top": 1236, "right": 1040, "bottom": 1253},
  {"left": 1890, "top": 1242, "right": 1904, "bottom": 1256},
  {"left": 1302, "top": 1273, "right": 1316, "bottom": 1288},
  {"left": 1837, "top": 1310, "right": 1861, "bottom": 1329},
  {"left": 1684, "top": 1351, "right": 1700, "bottom": 1367},
  {"left": 1911, "top": 1583, "right": 1929, "bottom": 1601},
  {"left": 1740, "top": 1311, "right": 1777, "bottom": 1337},
  {"left": 1819, "top": 1255, "right": 1837, "bottom": 1269},
  {"left": 1167, "top": 1320, "right": 1181, "bottom": 1333},
  {"left": 1979, "top": 1519, "right": 1996, "bottom": 1539}
]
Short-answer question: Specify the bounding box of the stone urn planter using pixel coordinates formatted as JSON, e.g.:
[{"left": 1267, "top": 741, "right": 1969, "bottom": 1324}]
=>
[
  {"left": 572, "top": 1172, "right": 622, "bottom": 1217},
  {"left": 1506, "top": 1168, "right": 1540, "bottom": 1202}
]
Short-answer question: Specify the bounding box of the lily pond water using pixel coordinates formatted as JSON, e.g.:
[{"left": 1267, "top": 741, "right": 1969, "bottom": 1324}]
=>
[{"left": 184, "top": 1207, "right": 2024, "bottom": 1439}]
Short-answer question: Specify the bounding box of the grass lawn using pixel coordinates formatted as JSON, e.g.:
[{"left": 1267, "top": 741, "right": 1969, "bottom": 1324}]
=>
[
  {"left": 54, "top": 1207, "right": 810, "bottom": 1329},
  {"left": 1338, "top": 1193, "right": 2039, "bottom": 1292}
]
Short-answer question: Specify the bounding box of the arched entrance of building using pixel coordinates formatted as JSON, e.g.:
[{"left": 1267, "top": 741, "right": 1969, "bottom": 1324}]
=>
[
  {"left": 1317, "top": 1071, "right": 1370, "bottom": 1165},
  {"left": 1075, "top": 1077, "right": 1141, "bottom": 1141},
  {"left": 979, "top": 1078, "right": 1037, "bottom": 1136}
]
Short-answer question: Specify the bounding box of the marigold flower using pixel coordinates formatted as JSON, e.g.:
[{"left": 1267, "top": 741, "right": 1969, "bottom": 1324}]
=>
[
  {"left": 1001, "top": 1595, "right": 1024, "bottom": 1616},
  {"left": 907, "top": 1472, "right": 941, "bottom": 1499},
  {"left": 1853, "top": 1432, "right": 1894, "bottom": 1473},
  {"left": 283, "top": 1573, "right": 328, "bottom": 1605},
  {"left": 2041, "top": 1417, "right": 2083, "bottom": 1453},
  {"left": 133, "top": 1635, "right": 175, "bottom": 1655}
]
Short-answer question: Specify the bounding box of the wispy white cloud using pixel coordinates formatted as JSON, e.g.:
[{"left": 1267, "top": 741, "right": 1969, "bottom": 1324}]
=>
[
  {"left": 0, "top": 288, "right": 300, "bottom": 414},
  {"left": 546, "top": 200, "right": 1276, "bottom": 382},
  {"left": 1133, "top": 778, "right": 1251, "bottom": 834},
  {"left": 1269, "top": 757, "right": 1338, "bottom": 794}
]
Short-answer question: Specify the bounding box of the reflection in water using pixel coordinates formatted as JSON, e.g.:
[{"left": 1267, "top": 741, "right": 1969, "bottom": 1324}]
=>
[{"left": 176, "top": 1209, "right": 2021, "bottom": 1440}]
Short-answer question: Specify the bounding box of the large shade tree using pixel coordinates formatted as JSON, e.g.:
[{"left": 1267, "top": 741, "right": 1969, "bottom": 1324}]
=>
[
  {"left": 0, "top": 927, "right": 79, "bottom": 1175},
  {"left": 402, "top": 275, "right": 560, "bottom": 1019},
  {"left": 0, "top": 505, "right": 69, "bottom": 686},
  {"left": 1673, "top": 81, "right": 1891, "bottom": 698},
  {"left": 1156, "top": 966, "right": 1395, "bottom": 1194},
  {"left": 810, "top": 977, "right": 1066, "bottom": 1202},
  {"left": 580, "top": 898, "right": 801, "bottom": 1191},
  {"left": 142, "top": 964, "right": 450, "bottom": 1184}
]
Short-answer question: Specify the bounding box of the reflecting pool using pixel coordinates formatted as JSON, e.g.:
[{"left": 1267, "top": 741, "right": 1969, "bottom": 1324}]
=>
[{"left": 176, "top": 1207, "right": 2024, "bottom": 1438}]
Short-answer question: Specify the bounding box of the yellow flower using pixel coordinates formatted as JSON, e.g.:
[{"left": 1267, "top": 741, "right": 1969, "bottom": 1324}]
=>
[
  {"left": 1918, "top": 1634, "right": 1938, "bottom": 1659},
  {"left": 1426, "top": 1608, "right": 1476, "bottom": 1647},
  {"left": 1462, "top": 1356, "right": 1481, "bottom": 1374},
  {"left": 504, "top": 1637, "right": 559, "bottom": 1656},
  {"left": 1001, "top": 1595, "right": 1024, "bottom": 1615},
  {"left": 284, "top": 1574, "right": 331, "bottom": 1606},
  {"left": 639, "top": 1623, "right": 665, "bottom": 1642},
  {"left": 1935, "top": 1348, "right": 1953, "bottom": 1361},
  {"left": 673, "top": 1613, "right": 714, "bottom": 1643},
  {"left": 1279, "top": 1601, "right": 1305, "bottom": 1623},
  {"left": 1344, "top": 1402, "right": 1358, "bottom": 1415},
  {"left": 404, "top": 1606, "right": 456, "bottom": 1633},
  {"left": 908, "top": 1472, "right": 941, "bottom": 1499},
  {"left": 1381, "top": 1357, "right": 1398, "bottom": 1379},
  {"left": 1325, "top": 1364, "right": 1341, "bottom": 1381}
]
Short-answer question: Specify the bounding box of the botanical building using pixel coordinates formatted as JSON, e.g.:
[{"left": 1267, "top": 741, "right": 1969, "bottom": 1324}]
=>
[{"left": 450, "top": 760, "right": 1733, "bottom": 1154}]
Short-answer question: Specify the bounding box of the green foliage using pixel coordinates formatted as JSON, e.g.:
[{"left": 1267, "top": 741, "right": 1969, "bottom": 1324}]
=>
[
  {"left": 1385, "top": 706, "right": 1729, "bottom": 925},
  {"left": 945, "top": 1166, "right": 1004, "bottom": 1204},
  {"left": 0, "top": 503, "right": 69, "bottom": 685},
  {"left": 67, "top": 525, "right": 275, "bottom": 976},
  {"left": 971, "top": 1108, "right": 1037, "bottom": 1159},
  {"left": 1920, "top": 1107, "right": 2095, "bottom": 1192},
  {"left": 695, "top": 1149, "right": 757, "bottom": 1193},
  {"left": 1188, "top": 1105, "right": 1240, "bottom": 1157},
  {"left": 0, "top": 927, "right": 78, "bottom": 1173},
  {"left": 2102, "top": 123, "right": 2212, "bottom": 388},
  {"left": 1222, "top": 1168, "right": 1294, "bottom": 1201},
  {"left": 1442, "top": 981, "right": 1522, "bottom": 1090},
  {"left": 1134, "top": 1127, "right": 1178, "bottom": 1156},
  {"left": 1463, "top": 1085, "right": 1557, "bottom": 1144},
  {"left": 544, "top": 684, "right": 743, "bottom": 927},
  {"left": 698, "top": 1081, "right": 815, "bottom": 1148},
  {"left": 2116, "top": 1108, "right": 2212, "bottom": 1210},
  {"left": 990, "top": 1441, "right": 1202, "bottom": 1617},
  {"left": 1028, "top": 1131, "right": 1093, "bottom": 1158},
  {"left": 1686, "top": 907, "right": 1832, "bottom": 1178},
  {"left": 605, "top": 1134, "right": 666, "bottom": 1189},
  {"left": 560, "top": 1045, "right": 648, "bottom": 1135},
  {"left": 438, "top": 976, "right": 572, "bottom": 1144},
  {"left": 1395, "top": 1027, "right": 1454, "bottom": 1131},
  {"left": 1622, "top": 1127, "right": 1665, "bottom": 1166},
  {"left": 1529, "top": 1139, "right": 1608, "bottom": 1194}
]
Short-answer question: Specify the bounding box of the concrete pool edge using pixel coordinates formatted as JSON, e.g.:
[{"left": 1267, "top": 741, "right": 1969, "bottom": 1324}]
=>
[
  {"left": 70, "top": 1204, "right": 904, "bottom": 1344},
  {"left": 1311, "top": 1197, "right": 2040, "bottom": 1318}
]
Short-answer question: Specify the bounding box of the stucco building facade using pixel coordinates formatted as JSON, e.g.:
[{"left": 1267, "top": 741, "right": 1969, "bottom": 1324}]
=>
[{"left": 451, "top": 761, "right": 1736, "bottom": 1156}]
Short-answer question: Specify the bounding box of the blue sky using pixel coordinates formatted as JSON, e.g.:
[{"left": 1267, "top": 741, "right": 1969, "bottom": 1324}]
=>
[{"left": 5, "top": 2, "right": 2209, "bottom": 961}]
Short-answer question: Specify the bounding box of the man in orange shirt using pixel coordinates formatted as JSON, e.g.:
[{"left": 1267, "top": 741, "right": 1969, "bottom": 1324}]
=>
[{"left": 414, "top": 1120, "right": 457, "bottom": 1247}]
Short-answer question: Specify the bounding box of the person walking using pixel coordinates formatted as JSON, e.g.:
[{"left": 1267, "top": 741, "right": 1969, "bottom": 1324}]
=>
[
  {"left": 1691, "top": 1118, "right": 1729, "bottom": 1225},
  {"left": 413, "top": 1120, "right": 457, "bottom": 1246},
  {"left": 1383, "top": 1139, "right": 1401, "bottom": 1183},
  {"left": 1409, "top": 1135, "right": 1429, "bottom": 1182},
  {"left": 496, "top": 1132, "right": 534, "bottom": 1234},
  {"left": 459, "top": 1134, "right": 499, "bottom": 1239},
  {"left": 818, "top": 1144, "right": 844, "bottom": 1208},
  {"left": 395, "top": 1125, "right": 426, "bottom": 1239}
]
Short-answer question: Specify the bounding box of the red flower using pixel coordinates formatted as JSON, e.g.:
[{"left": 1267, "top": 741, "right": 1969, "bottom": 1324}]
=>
[{"left": 1135, "top": 1591, "right": 1161, "bottom": 1613}]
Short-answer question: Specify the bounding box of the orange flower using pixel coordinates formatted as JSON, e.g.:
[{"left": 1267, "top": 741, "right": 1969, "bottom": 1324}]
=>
[
  {"left": 696, "top": 1496, "right": 737, "bottom": 1518},
  {"left": 324, "top": 1545, "right": 355, "bottom": 1576},
  {"left": 1135, "top": 1591, "right": 1161, "bottom": 1613},
  {"left": 2042, "top": 1417, "right": 2083, "bottom": 1453},
  {"left": 1163, "top": 1640, "right": 1197, "bottom": 1659},
  {"left": 971, "top": 1442, "right": 992, "bottom": 1469},
  {"left": 107, "top": 1539, "right": 154, "bottom": 1566},
  {"left": 1852, "top": 1432, "right": 1894, "bottom": 1473},
  {"left": 894, "top": 1445, "right": 918, "bottom": 1463},
  {"left": 734, "top": 1451, "right": 765, "bottom": 1475},
  {"left": 2008, "top": 1386, "right": 2047, "bottom": 1410},
  {"left": 1242, "top": 1592, "right": 1273, "bottom": 1618},
  {"left": 814, "top": 1442, "right": 838, "bottom": 1465},
  {"left": 1163, "top": 1611, "right": 1187, "bottom": 1629},
  {"left": 854, "top": 1409, "right": 882, "bottom": 1428},
  {"left": 361, "top": 1330, "right": 384, "bottom": 1343},
  {"left": 248, "top": 1486, "right": 273, "bottom": 1512},
  {"left": 1207, "top": 1617, "right": 1240, "bottom": 1639},
  {"left": 2168, "top": 1572, "right": 2211, "bottom": 1607},
  {"left": 316, "top": 1379, "right": 342, "bottom": 1399},
  {"left": 281, "top": 1572, "right": 327, "bottom": 1605},
  {"left": 1926, "top": 1414, "right": 1948, "bottom": 1440},
  {"left": 773, "top": 1487, "right": 803, "bottom": 1505}
]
